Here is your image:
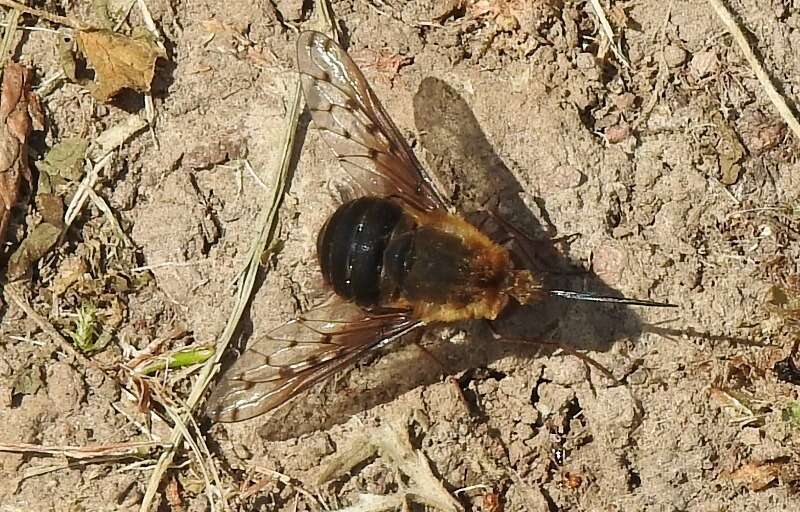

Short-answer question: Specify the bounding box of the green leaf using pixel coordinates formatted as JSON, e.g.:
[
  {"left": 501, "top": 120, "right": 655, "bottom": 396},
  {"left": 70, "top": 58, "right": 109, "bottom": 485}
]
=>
[
  {"left": 782, "top": 401, "right": 800, "bottom": 428},
  {"left": 66, "top": 304, "right": 112, "bottom": 353},
  {"left": 37, "top": 138, "right": 89, "bottom": 181},
  {"left": 137, "top": 345, "right": 216, "bottom": 375}
]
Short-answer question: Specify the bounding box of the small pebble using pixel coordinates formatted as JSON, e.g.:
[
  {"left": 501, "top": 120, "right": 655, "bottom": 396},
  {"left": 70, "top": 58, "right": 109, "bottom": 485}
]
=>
[
  {"left": 553, "top": 164, "right": 584, "bottom": 189},
  {"left": 576, "top": 52, "right": 596, "bottom": 69},
  {"left": 690, "top": 50, "right": 718, "bottom": 78},
  {"left": 740, "top": 426, "right": 762, "bottom": 446},
  {"left": 664, "top": 45, "right": 688, "bottom": 68}
]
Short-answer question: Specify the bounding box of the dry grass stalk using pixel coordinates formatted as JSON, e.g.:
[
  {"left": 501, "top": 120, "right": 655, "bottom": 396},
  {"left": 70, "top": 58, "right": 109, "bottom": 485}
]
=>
[
  {"left": 317, "top": 414, "right": 463, "bottom": 512},
  {"left": 0, "top": 0, "right": 81, "bottom": 29},
  {"left": 137, "top": 22, "right": 312, "bottom": 512},
  {"left": 588, "top": 0, "right": 631, "bottom": 68},
  {"left": 706, "top": 0, "right": 800, "bottom": 141},
  {"left": 0, "top": 440, "right": 168, "bottom": 459}
]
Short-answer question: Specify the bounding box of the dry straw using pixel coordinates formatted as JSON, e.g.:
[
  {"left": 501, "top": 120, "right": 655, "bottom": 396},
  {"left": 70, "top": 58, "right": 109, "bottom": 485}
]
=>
[
  {"left": 138, "top": 0, "right": 338, "bottom": 508},
  {"left": 707, "top": 0, "right": 800, "bottom": 141}
]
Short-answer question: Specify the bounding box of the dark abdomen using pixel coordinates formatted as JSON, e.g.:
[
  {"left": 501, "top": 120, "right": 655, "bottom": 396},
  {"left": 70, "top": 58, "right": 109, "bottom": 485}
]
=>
[{"left": 317, "top": 197, "right": 404, "bottom": 307}]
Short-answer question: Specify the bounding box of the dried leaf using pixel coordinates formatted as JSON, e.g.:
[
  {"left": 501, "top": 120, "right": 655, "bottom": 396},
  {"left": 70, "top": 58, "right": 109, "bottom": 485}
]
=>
[
  {"left": 727, "top": 459, "right": 785, "bottom": 491},
  {"left": 0, "top": 64, "right": 42, "bottom": 246},
  {"left": 35, "top": 193, "right": 65, "bottom": 227},
  {"left": 712, "top": 112, "right": 745, "bottom": 185},
  {"left": 6, "top": 222, "right": 61, "bottom": 280},
  {"left": 76, "top": 29, "right": 165, "bottom": 101},
  {"left": 52, "top": 256, "right": 88, "bottom": 296},
  {"left": 12, "top": 365, "right": 44, "bottom": 396},
  {"left": 37, "top": 138, "right": 89, "bottom": 181},
  {"left": 6, "top": 191, "right": 65, "bottom": 280},
  {"left": 709, "top": 386, "right": 769, "bottom": 427}
]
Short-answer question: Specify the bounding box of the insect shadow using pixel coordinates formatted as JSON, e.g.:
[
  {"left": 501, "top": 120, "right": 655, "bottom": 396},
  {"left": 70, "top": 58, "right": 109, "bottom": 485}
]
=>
[{"left": 253, "top": 78, "right": 655, "bottom": 441}]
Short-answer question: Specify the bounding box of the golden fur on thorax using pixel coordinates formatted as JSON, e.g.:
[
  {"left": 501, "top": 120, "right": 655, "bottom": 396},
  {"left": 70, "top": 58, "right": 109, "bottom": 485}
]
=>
[{"left": 397, "top": 207, "right": 516, "bottom": 323}]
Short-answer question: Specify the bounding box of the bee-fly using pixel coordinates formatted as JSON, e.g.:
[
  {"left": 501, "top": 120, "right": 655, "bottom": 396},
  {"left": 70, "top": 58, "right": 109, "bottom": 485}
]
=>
[{"left": 207, "top": 31, "right": 675, "bottom": 423}]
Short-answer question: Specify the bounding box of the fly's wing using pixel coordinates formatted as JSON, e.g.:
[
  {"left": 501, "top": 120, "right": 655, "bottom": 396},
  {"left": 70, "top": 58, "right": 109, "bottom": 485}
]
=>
[
  {"left": 206, "top": 297, "right": 420, "bottom": 422},
  {"left": 297, "top": 30, "right": 447, "bottom": 212}
]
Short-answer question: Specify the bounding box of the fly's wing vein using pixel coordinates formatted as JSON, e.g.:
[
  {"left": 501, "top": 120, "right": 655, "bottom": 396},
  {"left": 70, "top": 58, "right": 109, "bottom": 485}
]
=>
[
  {"left": 207, "top": 297, "right": 419, "bottom": 422},
  {"left": 297, "top": 30, "right": 447, "bottom": 211}
]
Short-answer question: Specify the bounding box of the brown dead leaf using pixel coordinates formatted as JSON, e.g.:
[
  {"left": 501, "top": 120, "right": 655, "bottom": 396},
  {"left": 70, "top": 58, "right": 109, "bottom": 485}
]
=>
[
  {"left": 727, "top": 459, "right": 786, "bottom": 491},
  {"left": 200, "top": 18, "right": 248, "bottom": 42},
  {"left": 6, "top": 222, "right": 61, "bottom": 280},
  {"left": 35, "top": 193, "right": 65, "bottom": 227},
  {"left": 712, "top": 112, "right": 745, "bottom": 185},
  {"left": 52, "top": 256, "right": 88, "bottom": 296},
  {"left": 6, "top": 191, "right": 65, "bottom": 280},
  {"left": 0, "top": 63, "right": 42, "bottom": 248},
  {"left": 76, "top": 29, "right": 165, "bottom": 101}
]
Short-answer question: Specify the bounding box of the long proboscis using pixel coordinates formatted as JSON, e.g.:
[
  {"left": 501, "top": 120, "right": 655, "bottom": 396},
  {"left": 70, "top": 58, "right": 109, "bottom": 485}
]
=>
[{"left": 545, "top": 289, "right": 677, "bottom": 308}]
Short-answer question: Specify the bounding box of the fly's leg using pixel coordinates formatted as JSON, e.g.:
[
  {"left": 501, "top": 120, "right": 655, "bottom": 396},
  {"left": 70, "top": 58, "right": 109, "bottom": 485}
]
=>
[
  {"left": 474, "top": 197, "right": 585, "bottom": 276},
  {"left": 485, "top": 320, "right": 620, "bottom": 385},
  {"left": 410, "top": 339, "right": 474, "bottom": 411},
  {"left": 489, "top": 208, "right": 585, "bottom": 276}
]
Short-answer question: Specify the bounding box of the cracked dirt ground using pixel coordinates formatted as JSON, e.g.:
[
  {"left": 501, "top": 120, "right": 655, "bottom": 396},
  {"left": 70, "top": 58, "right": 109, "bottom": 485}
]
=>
[{"left": 1, "top": 0, "right": 799, "bottom": 510}]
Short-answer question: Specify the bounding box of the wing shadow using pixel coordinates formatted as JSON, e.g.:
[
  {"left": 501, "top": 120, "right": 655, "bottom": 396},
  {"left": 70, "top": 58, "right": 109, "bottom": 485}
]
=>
[
  {"left": 412, "top": 77, "right": 648, "bottom": 353},
  {"left": 253, "top": 78, "right": 662, "bottom": 441}
]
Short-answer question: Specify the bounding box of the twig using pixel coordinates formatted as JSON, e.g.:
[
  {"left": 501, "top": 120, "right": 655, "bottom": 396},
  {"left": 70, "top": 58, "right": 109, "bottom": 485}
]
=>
[
  {"left": 86, "top": 187, "right": 135, "bottom": 247},
  {"left": 113, "top": 0, "right": 139, "bottom": 32},
  {"left": 63, "top": 152, "right": 110, "bottom": 230},
  {"left": 0, "top": 0, "right": 81, "bottom": 29},
  {"left": 588, "top": 0, "right": 630, "bottom": 68},
  {"left": 135, "top": 0, "right": 163, "bottom": 147},
  {"left": 318, "top": 415, "right": 463, "bottom": 512},
  {"left": 0, "top": 3, "right": 20, "bottom": 70},
  {"left": 14, "top": 455, "right": 153, "bottom": 489},
  {"left": 137, "top": 13, "right": 310, "bottom": 512},
  {"left": 3, "top": 284, "right": 95, "bottom": 368},
  {"left": 633, "top": 49, "right": 668, "bottom": 130},
  {"left": 157, "top": 395, "right": 222, "bottom": 511},
  {"left": 0, "top": 441, "right": 168, "bottom": 459},
  {"left": 251, "top": 466, "right": 320, "bottom": 504},
  {"left": 0, "top": 21, "right": 61, "bottom": 34},
  {"left": 34, "top": 70, "right": 66, "bottom": 97},
  {"left": 129, "top": 260, "right": 206, "bottom": 272},
  {"left": 243, "top": 159, "right": 269, "bottom": 192},
  {"left": 135, "top": 0, "right": 163, "bottom": 46},
  {"left": 63, "top": 115, "right": 147, "bottom": 231},
  {"left": 707, "top": 0, "right": 800, "bottom": 141}
]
